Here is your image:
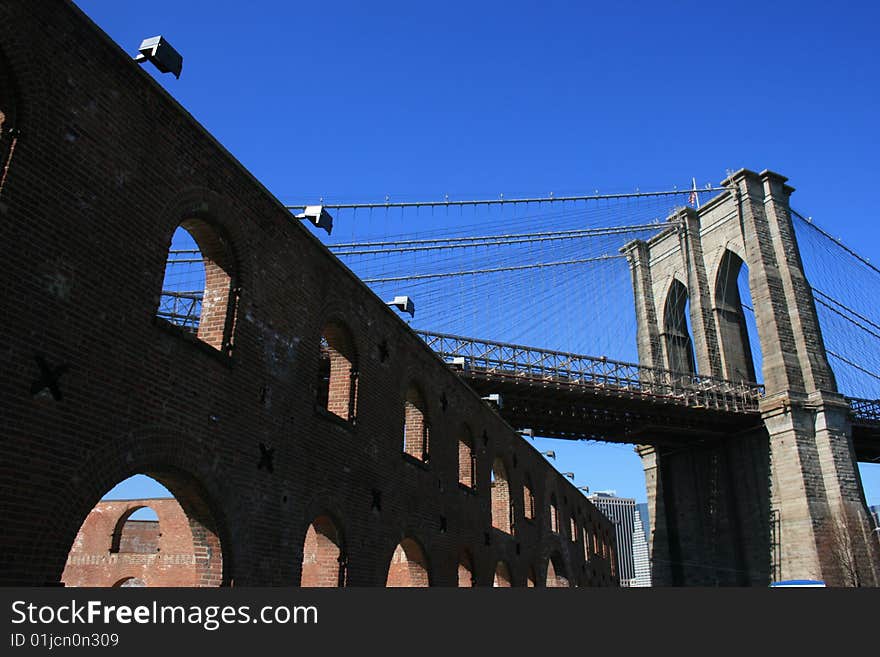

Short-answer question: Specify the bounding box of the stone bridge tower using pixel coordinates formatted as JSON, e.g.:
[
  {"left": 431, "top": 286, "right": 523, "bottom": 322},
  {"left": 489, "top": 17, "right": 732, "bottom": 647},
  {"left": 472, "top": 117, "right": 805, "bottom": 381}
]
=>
[{"left": 622, "top": 169, "right": 880, "bottom": 586}]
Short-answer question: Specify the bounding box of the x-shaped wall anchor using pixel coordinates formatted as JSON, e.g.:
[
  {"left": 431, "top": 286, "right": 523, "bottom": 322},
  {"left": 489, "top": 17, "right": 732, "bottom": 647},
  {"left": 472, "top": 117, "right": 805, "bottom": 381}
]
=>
[
  {"left": 257, "top": 442, "right": 274, "bottom": 473},
  {"left": 30, "top": 354, "right": 68, "bottom": 401}
]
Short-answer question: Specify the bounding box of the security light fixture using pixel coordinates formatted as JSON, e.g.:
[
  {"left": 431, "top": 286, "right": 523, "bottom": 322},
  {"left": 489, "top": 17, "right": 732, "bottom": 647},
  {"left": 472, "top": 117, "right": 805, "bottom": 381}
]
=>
[
  {"left": 561, "top": 472, "right": 575, "bottom": 480},
  {"left": 134, "top": 36, "right": 183, "bottom": 78},
  {"left": 541, "top": 451, "right": 556, "bottom": 460},
  {"left": 295, "top": 205, "right": 334, "bottom": 235},
  {"left": 451, "top": 356, "right": 470, "bottom": 371},
  {"left": 578, "top": 486, "right": 590, "bottom": 494},
  {"left": 481, "top": 393, "right": 502, "bottom": 409},
  {"left": 519, "top": 428, "right": 534, "bottom": 439},
  {"left": 386, "top": 295, "right": 415, "bottom": 317}
]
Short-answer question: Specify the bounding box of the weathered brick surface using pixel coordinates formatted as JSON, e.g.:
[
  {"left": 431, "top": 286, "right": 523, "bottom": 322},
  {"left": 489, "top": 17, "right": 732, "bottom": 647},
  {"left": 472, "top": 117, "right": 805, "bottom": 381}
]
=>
[
  {"left": 62, "top": 499, "right": 197, "bottom": 587},
  {"left": 0, "top": 0, "right": 616, "bottom": 588}
]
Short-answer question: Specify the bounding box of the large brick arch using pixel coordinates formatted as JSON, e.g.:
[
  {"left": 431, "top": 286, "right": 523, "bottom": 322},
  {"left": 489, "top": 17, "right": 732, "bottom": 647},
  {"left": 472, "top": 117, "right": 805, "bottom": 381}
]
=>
[
  {"left": 35, "top": 430, "right": 234, "bottom": 588},
  {"left": 385, "top": 536, "right": 431, "bottom": 587},
  {"left": 300, "top": 513, "right": 346, "bottom": 587}
]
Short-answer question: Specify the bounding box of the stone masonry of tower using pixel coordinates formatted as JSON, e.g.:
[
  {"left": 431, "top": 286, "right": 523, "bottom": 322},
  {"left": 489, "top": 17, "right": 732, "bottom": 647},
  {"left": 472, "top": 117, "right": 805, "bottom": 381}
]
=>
[
  {"left": 0, "top": 1, "right": 617, "bottom": 587},
  {"left": 622, "top": 170, "right": 880, "bottom": 586}
]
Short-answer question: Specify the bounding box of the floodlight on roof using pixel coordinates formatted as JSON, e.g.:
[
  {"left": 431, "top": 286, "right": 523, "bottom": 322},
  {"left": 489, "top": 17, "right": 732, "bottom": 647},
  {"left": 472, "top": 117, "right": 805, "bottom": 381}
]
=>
[
  {"left": 386, "top": 295, "right": 415, "bottom": 317},
  {"left": 295, "top": 205, "right": 334, "bottom": 235},
  {"left": 481, "top": 393, "right": 502, "bottom": 409},
  {"left": 134, "top": 36, "right": 183, "bottom": 78}
]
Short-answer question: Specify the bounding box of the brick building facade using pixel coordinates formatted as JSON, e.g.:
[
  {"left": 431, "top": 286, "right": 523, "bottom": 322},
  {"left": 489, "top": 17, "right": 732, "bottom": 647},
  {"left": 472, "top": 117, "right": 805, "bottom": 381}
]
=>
[{"left": 0, "top": 0, "right": 617, "bottom": 587}]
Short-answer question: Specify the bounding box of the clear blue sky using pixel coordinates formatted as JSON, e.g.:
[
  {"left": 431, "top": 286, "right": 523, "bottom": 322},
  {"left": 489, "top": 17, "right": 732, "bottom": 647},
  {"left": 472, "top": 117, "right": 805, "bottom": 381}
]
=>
[{"left": 75, "top": 0, "right": 879, "bottom": 507}]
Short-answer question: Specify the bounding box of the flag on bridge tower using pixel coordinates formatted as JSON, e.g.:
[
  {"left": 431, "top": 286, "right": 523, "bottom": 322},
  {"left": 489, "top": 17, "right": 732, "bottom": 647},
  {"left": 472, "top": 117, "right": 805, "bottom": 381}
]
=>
[{"left": 688, "top": 177, "right": 700, "bottom": 208}]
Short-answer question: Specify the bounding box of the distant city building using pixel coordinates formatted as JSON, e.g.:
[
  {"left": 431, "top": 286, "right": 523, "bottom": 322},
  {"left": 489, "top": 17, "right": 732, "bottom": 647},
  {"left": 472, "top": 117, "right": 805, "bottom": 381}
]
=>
[
  {"left": 588, "top": 492, "right": 652, "bottom": 587},
  {"left": 631, "top": 504, "right": 651, "bottom": 587}
]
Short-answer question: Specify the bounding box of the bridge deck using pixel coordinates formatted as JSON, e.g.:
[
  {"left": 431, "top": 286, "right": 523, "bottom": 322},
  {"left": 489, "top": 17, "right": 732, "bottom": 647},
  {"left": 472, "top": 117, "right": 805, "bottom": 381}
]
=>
[{"left": 418, "top": 331, "right": 880, "bottom": 457}]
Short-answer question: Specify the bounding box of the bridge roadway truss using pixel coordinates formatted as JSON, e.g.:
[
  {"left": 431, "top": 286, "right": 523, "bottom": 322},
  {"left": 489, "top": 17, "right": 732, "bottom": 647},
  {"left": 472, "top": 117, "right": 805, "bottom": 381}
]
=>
[{"left": 418, "top": 330, "right": 880, "bottom": 462}]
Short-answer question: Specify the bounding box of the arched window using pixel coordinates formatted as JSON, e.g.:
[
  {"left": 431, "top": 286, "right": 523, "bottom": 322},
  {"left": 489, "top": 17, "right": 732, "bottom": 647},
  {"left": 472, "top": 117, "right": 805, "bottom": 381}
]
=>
[
  {"left": 490, "top": 457, "right": 512, "bottom": 534},
  {"left": 110, "top": 506, "right": 160, "bottom": 554},
  {"left": 546, "top": 554, "right": 570, "bottom": 588},
  {"left": 523, "top": 476, "right": 535, "bottom": 521},
  {"left": 386, "top": 538, "right": 430, "bottom": 587},
  {"left": 457, "top": 549, "right": 474, "bottom": 587},
  {"left": 714, "top": 250, "right": 761, "bottom": 382},
  {"left": 583, "top": 526, "right": 590, "bottom": 561},
  {"left": 113, "top": 577, "right": 146, "bottom": 587},
  {"left": 493, "top": 561, "right": 512, "bottom": 587},
  {"left": 157, "top": 220, "right": 238, "bottom": 354},
  {"left": 570, "top": 513, "right": 578, "bottom": 543},
  {"left": 301, "top": 515, "right": 345, "bottom": 587},
  {"left": 63, "top": 474, "right": 226, "bottom": 588},
  {"left": 316, "top": 322, "right": 358, "bottom": 422},
  {"left": 549, "top": 493, "right": 559, "bottom": 533},
  {"left": 403, "top": 384, "right": 430, "bottom": 462},
  {"left": 458, "top": 426, "right": 476, "bottom": 489},
  {"left": 663, "top": 279, "right": 697, "bottom": 374},
  {"left": 527, "top": 566, "right": 537, "bottom": 587}
]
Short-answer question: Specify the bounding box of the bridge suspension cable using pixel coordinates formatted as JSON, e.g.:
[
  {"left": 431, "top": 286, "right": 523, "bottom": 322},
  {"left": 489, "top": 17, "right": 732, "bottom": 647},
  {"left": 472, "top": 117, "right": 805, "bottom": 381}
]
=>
[
  {"left": 287, "top": 186, "right": 727, "bottom": 211},
  {"left": 361, "top": 254, "right": 624, "bottom": 283},
  {"left": 792, "top": 208, "right": 880, "bottom": 399},
  {"left": 329, "top": 223, "right": 664, "bottom": 255}
]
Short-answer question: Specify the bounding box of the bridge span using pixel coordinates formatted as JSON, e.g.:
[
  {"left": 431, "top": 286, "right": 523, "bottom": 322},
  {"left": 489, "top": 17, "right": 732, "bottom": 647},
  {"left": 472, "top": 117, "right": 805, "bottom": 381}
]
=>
[{"left": 418, "top": 331, "right": 880, "bottom": 462}]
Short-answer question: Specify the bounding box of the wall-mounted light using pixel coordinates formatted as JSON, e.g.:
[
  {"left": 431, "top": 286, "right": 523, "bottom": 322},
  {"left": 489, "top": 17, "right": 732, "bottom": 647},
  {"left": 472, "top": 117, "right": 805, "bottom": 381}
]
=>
[
  {"left": 561, "top": 472, "right": 575, "bottom": 480},
  {"left": 386, "top": 295, "right": 415, "bottom": 317},
  {"left": 451, "top": 356, "right": 470, "bottom": 371},
  {"left": 134, "top": 36, "right": 183, "bottom": 78},
  {"left": 541, "top": 451, "right": 556, "bottom": 460},
  {"left": 296, "top": 205, "right": 334, "bottom": 235},
  {"left": 481, "top": 393, "right": 502, "bottom": 409}
]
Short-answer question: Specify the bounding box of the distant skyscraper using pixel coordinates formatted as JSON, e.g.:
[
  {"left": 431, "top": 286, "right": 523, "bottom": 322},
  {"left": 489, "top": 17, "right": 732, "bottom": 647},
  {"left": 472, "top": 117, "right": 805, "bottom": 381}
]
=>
[{"left": 588, "top": 492, "right": 651, "bottom": 587}]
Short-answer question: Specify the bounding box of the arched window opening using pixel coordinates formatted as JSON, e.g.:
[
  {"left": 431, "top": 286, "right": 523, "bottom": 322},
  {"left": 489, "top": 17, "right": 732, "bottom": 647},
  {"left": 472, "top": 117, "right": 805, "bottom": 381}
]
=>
[
  {"left": 403, "top": 384, "right": 430, "bottom": 462},
  {"left": 301, "top": 515, "right": 345, "bottom": 587},
  {"left": 315, "top": 323, "right": 358, "bottom": 422},
  {"left": 490, "top": 458, "right": 512, "bottom": 534},
  {"left": 715, "top": 250, "right": 761, "bottom": 383},
  {"left": 663, "top": 279, "right": 697, "bottom": 374},
  {"left": 570, "top": 514, "right": 578, "bottom": 543},
  {"left": 157, "top": 220, "right": 238, "bottom": 354},
  {"left": 523, "top": 477, "right": 535, "bottom": 521},
  {"left": 458, "top": 427, "right": 476, "bottom": 489},
  {"left": 593, "top": 523, "right": 599, "bottom": 555},
  {"left": 110, "top": 505, "right": 160, "bottom": 554},
  {"left": 493, "top": 561, "right": 512, "bottom": 587},
  {"left": 527, "top": 566, "right": 537, "bottom": 587},
  {"left": 457, "top": 550, "right": 474, "bottom": 587},
  {"left": 549, "top": 494, "right": 559, "bottom": 533},
  {"left": 546, "top": 555, "right": 570, "bottom": 588},
  {"left": 62, "top": 473, "right": 226, "bottom": 588},
  {"left": 113, "top": 577, "right": 146, "bottom": 587},
  {"left": 386, "top": 538, "right": 430, "bottom": 587}
]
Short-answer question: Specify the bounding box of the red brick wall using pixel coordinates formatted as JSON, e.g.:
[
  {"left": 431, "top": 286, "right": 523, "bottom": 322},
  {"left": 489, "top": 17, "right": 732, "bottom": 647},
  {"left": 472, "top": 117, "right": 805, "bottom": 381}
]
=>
[
  {"left": 0, "top": 0, "right": 618, "bottom": 588},
  {"left": 62, "top": 499, "right": 198, "bottom": 587}
]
